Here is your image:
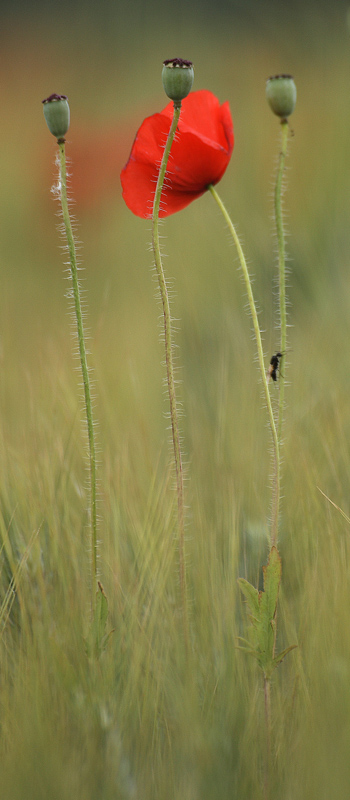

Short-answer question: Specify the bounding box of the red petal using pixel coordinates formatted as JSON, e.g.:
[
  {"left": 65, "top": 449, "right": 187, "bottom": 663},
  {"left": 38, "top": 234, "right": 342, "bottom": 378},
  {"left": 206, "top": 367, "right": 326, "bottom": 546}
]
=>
[
  {"left": 162, "top": 90, "right": 234, "bottom": 155},
  {"left": 121, "top": 112, "right": 172, "bottom": 218},
  {"left": 121, "top": 90, "right": 234, "bottom": 218}
]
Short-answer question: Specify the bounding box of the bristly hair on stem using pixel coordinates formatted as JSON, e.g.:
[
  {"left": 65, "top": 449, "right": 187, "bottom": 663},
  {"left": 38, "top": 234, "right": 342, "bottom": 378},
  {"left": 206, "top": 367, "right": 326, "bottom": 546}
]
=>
[
  {"left": 208, "top": 184, "right": 280, "bottom": 548},
  {"left": 151, "top": 101, "right": 190, "bottom": 654},
  {"left": 274, "top": 120, "right": 290, "bottom": 449},
  {"left": 55, "top": 141, "right": 99, "bottom": 616}
]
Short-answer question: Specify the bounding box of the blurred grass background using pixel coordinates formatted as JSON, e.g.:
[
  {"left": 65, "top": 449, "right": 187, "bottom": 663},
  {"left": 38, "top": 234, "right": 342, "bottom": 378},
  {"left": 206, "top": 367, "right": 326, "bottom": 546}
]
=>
[{"left": 1, "top": 0, "right": 350, "bottom": 797}]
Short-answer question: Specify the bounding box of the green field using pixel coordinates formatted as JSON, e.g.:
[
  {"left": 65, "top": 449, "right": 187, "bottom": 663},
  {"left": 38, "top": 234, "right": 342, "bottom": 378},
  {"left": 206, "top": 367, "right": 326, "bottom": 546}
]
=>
[{"left": 1, "top": 3, "right": 350, "bottom": 797}]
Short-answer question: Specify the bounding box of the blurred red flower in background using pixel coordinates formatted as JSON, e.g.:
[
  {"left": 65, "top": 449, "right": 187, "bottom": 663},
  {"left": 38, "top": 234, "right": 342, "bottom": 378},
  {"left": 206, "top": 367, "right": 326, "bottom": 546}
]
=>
[
  {"left": 41, "top": 117, "right": 140, "bottom": 213},
  {"left": 63, "top": 121, "right": 136, "bottom": 210},
  {"left": 120, "top": 89, "right": 234, "bottom": 218}
]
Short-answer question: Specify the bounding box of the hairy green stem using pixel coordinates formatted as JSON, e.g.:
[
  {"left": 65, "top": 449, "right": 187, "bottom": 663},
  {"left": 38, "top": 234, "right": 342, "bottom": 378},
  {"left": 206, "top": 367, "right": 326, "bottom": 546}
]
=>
[
  {"left": 275, "top": 120, "right": 289, "bottom": 446},
  {"left": 58, "top": 141, "right": 98, "bottom": 613},
  {"left": 151, "top": 103, "right": 189, "bottom": 649},
  {"left": 209, "top": 184, "right": 280, "bottom": 546}
]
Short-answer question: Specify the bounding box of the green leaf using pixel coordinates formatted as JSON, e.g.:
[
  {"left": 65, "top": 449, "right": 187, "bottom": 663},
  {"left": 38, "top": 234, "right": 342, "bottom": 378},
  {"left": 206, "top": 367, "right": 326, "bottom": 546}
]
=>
[
  {"left": 237, "top": 577, "right": 260, "bottom": 618},
  {"left": 257, "top": 547, "right": 282, "bottom": 665},
  {"left": 272, "top": 644, "right": 298, "bottom": 669},
  {"left": 236, "top": 644, "right": 261, "bottom": 658},
  {"left": 238, "top": 547, "right": 292, "bottom": 677},
  {"left": 236, "top": 636, "right": 255, "bottom": 648},
  {"left": 236, "top": 635, "right": 260, "bottom": 654}
]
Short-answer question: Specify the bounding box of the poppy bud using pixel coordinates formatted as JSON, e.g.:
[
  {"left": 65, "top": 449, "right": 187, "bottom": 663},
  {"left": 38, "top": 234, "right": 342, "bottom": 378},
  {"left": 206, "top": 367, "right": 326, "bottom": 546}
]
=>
[
  {"left": 266, "top": 75, "right": 297, "bottom": 119},
  {"left": 42, "top": 93, "right": 70, "bottom": 139},
  {"left": 162, "top": 59, "right": 194, "bottom": 103}
]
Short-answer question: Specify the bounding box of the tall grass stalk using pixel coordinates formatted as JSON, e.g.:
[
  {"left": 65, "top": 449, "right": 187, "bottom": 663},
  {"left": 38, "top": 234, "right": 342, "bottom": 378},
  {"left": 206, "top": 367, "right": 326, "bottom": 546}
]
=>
[
  {"left": 57, "top": 141, "right": 98, "bottom": 613},
  {"left": 151, "top": 102, "right": 189, "bottom": 650}
]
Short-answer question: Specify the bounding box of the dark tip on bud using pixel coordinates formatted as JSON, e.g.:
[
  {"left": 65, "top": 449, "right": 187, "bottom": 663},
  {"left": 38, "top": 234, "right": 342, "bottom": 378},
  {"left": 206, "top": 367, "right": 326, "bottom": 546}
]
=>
[
  {"left": 42, "top": 93, "right": 70, "bottom": 139},
  {"left": 267, "top": 74, "right": 294, "bottom": 82},
  {"left": 266, "top": 74, "right": 297, "bottom": 120},
  {"left": 42, "top": 93, "right": 68, "bottom": 104},
  {"left": 163, "top": 58, "right": 193, "bottom": 69},
  {"left": 162, "top": 58, "right": 194, "bottom": 103}
]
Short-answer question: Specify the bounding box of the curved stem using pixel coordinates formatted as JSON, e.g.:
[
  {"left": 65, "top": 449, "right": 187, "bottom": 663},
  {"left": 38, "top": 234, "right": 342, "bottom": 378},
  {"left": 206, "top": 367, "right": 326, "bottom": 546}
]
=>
[
  {"left": 151, "top": 103, "right": 189, "bottom": 649},
  {"left": 208, "top": 184, "right": 280, "bottom": 546},
  {"left": 58, "top": 141, "right": 98, "bottom": 613},
  {"left": 275, "top": 120, "right": 289, "bottom": 446}
]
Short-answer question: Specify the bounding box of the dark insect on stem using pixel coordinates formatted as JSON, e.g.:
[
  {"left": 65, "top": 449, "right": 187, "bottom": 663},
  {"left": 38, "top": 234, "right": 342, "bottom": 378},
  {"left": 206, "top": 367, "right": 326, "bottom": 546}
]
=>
[{"left": 268, "top": 351, "right": 283, "bottom": 382}]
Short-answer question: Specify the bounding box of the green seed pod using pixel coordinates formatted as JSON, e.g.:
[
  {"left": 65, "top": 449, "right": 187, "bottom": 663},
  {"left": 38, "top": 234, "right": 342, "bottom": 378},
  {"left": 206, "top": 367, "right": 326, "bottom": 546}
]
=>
[
  {"left": 162, "top": 58, "right": 194, "bottom": 103},
  {"left": 266, "top": 75, "right": 297, "bottom": 119},
  {"left": 42, "top": 94, "right": 70, "bottom": 139}
]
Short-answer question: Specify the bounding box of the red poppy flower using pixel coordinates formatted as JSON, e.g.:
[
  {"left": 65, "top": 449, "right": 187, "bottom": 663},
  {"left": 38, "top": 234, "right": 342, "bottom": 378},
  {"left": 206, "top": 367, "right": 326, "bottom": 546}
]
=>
[{"left": 120, "top": 89, "right": 234, "bottom": 218}]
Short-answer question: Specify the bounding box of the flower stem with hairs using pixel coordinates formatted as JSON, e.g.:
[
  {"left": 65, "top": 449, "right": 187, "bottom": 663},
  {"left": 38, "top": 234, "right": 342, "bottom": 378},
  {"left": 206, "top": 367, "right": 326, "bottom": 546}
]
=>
[
  {"left": 208, "top": 184, "right": 280, "bottom": 547},
  {"left": 275, "top": 119, "right": 289, "bottom": 446},
  {"left": 58, "top": 140, "right": 98, "bottom": 614},
  {"left": 152, "top": 101, "right": 189, "bottom": 650}
]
